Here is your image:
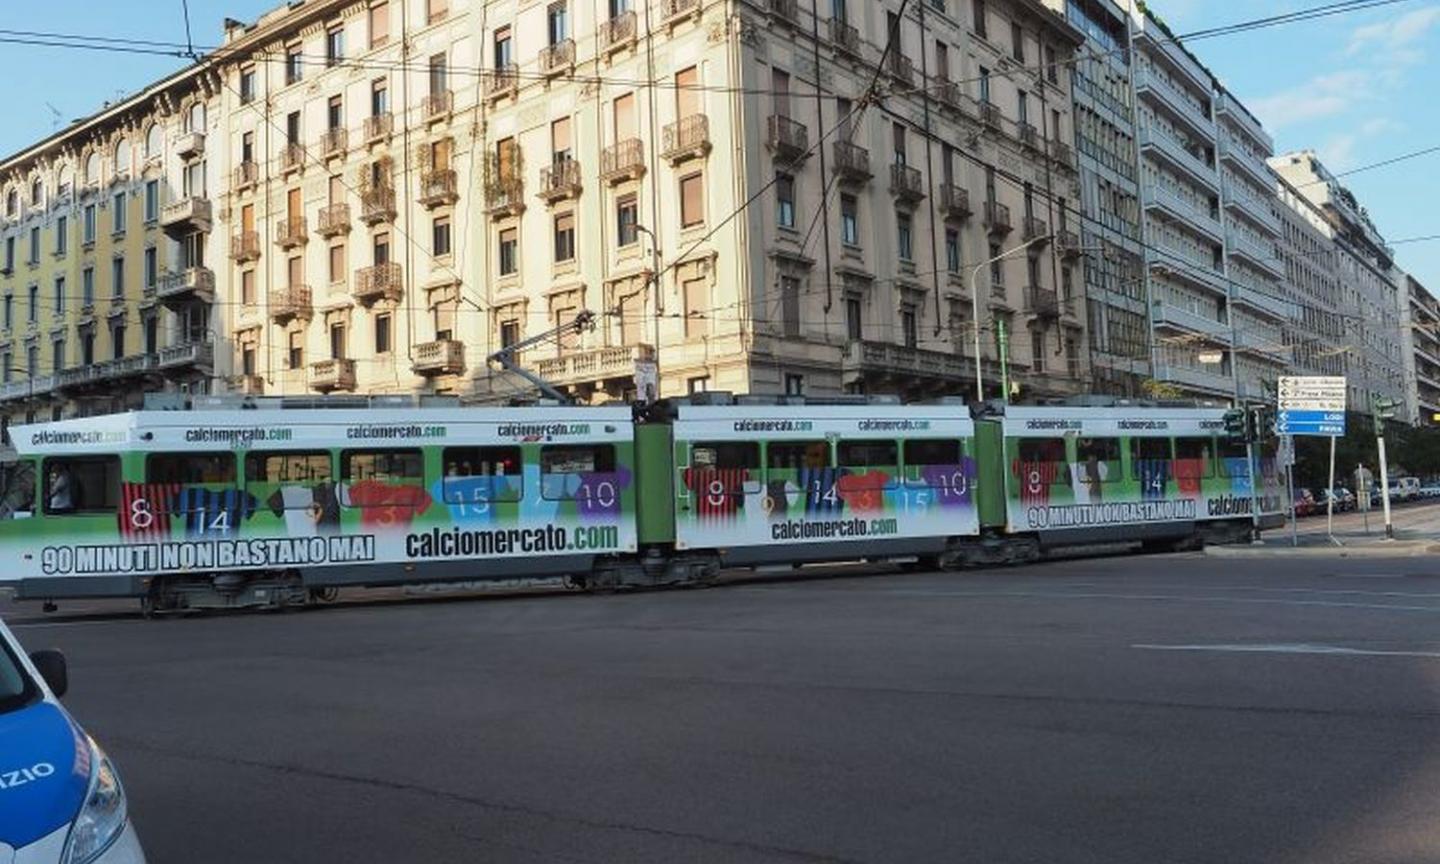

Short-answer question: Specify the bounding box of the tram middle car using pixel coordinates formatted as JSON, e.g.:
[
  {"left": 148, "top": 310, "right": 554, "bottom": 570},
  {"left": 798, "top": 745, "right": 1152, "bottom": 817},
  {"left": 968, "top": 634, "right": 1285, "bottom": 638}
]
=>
[{"left": 0, "top": 397, "right": 1283, "bottom": 609}]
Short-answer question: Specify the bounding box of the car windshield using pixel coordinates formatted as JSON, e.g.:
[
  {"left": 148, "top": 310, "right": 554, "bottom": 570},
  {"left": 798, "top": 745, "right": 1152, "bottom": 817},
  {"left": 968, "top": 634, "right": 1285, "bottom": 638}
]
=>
[{"left": 0, "top": 632, "right": 36, "bottom": 714}]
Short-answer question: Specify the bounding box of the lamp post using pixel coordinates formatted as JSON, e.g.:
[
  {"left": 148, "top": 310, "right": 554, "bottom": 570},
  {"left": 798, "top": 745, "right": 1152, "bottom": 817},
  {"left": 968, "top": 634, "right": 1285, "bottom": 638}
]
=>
[{"left": 633, "top": 224, "right": 663, "bottom": 403}]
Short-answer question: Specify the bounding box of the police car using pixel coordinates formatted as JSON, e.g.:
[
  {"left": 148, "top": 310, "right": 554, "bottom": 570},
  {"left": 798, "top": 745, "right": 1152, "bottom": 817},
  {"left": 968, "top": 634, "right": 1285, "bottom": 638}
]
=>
[{"left": 0, "top": 617, "right": 145, "bottom": 863}]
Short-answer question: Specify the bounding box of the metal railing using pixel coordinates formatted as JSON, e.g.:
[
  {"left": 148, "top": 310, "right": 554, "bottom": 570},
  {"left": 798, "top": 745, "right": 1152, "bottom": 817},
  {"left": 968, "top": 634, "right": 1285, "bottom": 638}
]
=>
[{"left": 661, "top": 114, "right": 711, "bottom": 161}]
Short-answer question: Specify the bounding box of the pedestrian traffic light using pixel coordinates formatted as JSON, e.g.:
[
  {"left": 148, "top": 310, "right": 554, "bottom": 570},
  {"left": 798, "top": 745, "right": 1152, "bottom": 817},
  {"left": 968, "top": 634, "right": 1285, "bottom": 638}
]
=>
[{"left": 1223, "top": 408, "right": 1247, "bottom": 442}]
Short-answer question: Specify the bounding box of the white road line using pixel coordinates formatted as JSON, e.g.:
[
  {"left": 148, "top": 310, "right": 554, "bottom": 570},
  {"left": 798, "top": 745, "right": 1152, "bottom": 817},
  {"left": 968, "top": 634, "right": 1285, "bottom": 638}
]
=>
[
  {"left": 1134, "top": 643, "right": 1440, "bottom": 659},
  {"left": 8, "top": 619, "right": 131, "bottom": 630}
]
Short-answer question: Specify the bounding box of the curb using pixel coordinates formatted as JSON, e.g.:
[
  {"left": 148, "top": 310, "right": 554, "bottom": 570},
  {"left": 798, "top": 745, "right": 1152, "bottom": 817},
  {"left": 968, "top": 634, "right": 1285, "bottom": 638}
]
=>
[{"left": 1205, "top": 541, "right": 1440, "bottom": 558}]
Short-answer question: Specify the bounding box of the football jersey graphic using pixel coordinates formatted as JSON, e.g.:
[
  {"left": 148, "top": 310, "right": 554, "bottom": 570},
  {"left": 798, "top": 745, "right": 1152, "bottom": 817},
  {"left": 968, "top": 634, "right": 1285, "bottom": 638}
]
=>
[
  {"left": 683, "top": 467, "right": 749, "bottom": 521},
  {"left": 118, "top": 482, "right": 180, "bottom": 540},
  {"left": 1172, "top": 459, "right": 1206, "bottom": 497},
  {"left": 918, "top": 461, "right": 975, "bottom": 508},
  {"left": 342, "top": 481, "right": 432, "bottom": 529},
  {"left": 1221, "top": 458, "right": 1254, "bottom": 496},
  {"left": 171, "top": 488, "right": 259, "bottom": 537},
  {"left": 836, "top": 471, "right": 890, "bottom": 513},
  {"left": 798, "top": 467, "right": 844, "bottom": 513},
  {"left": 1135, "top": 459, "right": 1171, "bottom": 500},
  {"left": 434, "top": 475, "right": 518, "bottom": 523},
  {"left": 1012, "top": 460, "right": 1059, "bottom": 507},
  {"left": 1068, "top": 460, "right": 1107, "bottom": 504},
  {"left": 573, "top": 468, "right": 632, "bottom": 520},
  {"left": 265, "top": 483, "right": 341, "bottom": 535}
]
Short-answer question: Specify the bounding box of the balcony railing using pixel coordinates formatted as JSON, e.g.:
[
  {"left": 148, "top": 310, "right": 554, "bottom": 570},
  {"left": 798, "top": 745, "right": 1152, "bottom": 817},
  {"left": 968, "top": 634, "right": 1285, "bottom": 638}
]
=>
[
  {"left": 156, "top": 266, "right": 216, "bottom": 305},
  {"left": 309, "top": 358, "right": 357, "bottom": 393},
  {"left": 175, "top": 132, "right": 205, "bottom": 160},
  {"left": 485, "top": 177, "right": 526, "bottom": 216},
  {"left": 769, "top": 0, "right": 798, "bottom": 22},
  {"left": 1023, "top": 216, "right": 1049, "bottom": 243},
  {"left": 936, "top": 80, "right": 976, "bottom": 117},
  {"left": 841, "top": 340, "right": 974, "bottom": 383},
  {"left": 320, "top": 127, "right": 347, "bottom": 158},
  {"left": 317, "top": 202, "right": 351, "bottom": 237},
  {"left": 1017, "top": 123, "right": 1040, "bottom": 150},
  {"left": 353, "top": 262, "right": 403, "bottom": 305},
  {"left": 269, "top": 286, "right": 312, "bottom": 324},
  {"left": 889, "top": 163, "right": 924, "bottom": 204},
  {"left": 888, "top": 53, "right": 914, "bottom": 87},
  {"left": 1150, "top": 301, "right": 1233, "bottom": 342},
  {"left": 1056, "top": 229, "right": 1082, "bottom": 259},
  {"left": 601, "top": 11, "right": 637, "bottom": 50},
  {"left": 600, "top": 138, "right": 646, "bottom": 183},
  {"left": 361, "top": 187, "right": 396, "bottom": 224},
  {"left": 1138, "top": 123, "right": 1218, "bottom": 189},
  {"left": 363, "top": 112, "right": 393, "bottom": 142},
  {"left": 536, "top": 344, "right": 655, "bottom": 387},
  {"left": 422, "top": 90, "right": 453, "bottom": 121},
  {"left": 160, "top": 197, "right": 212, "bottom": 236},
  {"left": 766, "top": 115, "right": 809, "bottom": 162},
  {"left": 980, "top": 100, "right": 1003, "bottom": 129},
  {"left": 983, "top": 200, "right": 1012, "bottom": 235},
  {"left": 230, "top": 231, "right": 261, "bottom": 262},
  {"left": 413, "top": 339, "right": 465, "bottom": 376},
  {"left": 539, "top": 159, "right": 582, "bottom": 203},
  {"left": 939, "top": 184, "right": 971, "bottom": 220},
  {"left": 157, "top": 341, "right": 214, "bottom": 371},
  {"left": 540, "top": 39, "right": 575, "bottom": 75},
  {"left": 280, "top": 142, "right": 306, "bottom": 174},
  {"left": 662, "top": 114, "right": 712, "bottom": 164},
  {"left": 829, "top": 18, "right": 860, "bottom": 55},
  {"left": 276, "top": 216, "right": 308, "bottom": 249},
  {"left": 1146, "top": 183, "right": 1224, "bottom": 244},
  {"left": 664, "top": 0, "right": 702, "bottom": 22},
  {"left": 1050, "top": 139, "right": 1075, "bottom": 170},
  {"left": 484, "top": 64, "right": 519, "bottom": 100},
  {"left": 832, "top": 141, "right": 871, "bottom": 183},
  {"left": 419, "top": 169, "right": 459, "bottom": 208},
  {"left": 232, "top": 161, "right": 258, "bottom": 189},
  {"left": 1025, "top": 286, "right": 1060, "bottom": 318}
]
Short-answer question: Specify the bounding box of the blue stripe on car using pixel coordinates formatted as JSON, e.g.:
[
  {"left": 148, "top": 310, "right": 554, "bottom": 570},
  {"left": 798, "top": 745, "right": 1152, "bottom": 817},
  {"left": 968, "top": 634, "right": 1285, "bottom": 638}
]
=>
[{"left": 0, "top": 701, "right": 90, "bottom": 848}]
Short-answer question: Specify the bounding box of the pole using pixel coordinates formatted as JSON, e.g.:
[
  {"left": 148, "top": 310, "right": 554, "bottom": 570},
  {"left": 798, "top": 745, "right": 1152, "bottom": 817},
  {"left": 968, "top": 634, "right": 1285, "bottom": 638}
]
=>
[
  {"left": 1287, "top": 437, "right": 1298, "bottom": 547},
  {"left": 1378, "top": 433, "right": 1394, "bottom": 539},
  {"left": 1326, "top": 434, "right": 1338, "bottom": 545},
  {"left": 998, "top": 317, "right": 1010, "bottom": 404},
  {"left": 969, "top": 234, "right": 1053, "bottom": 404},
  {"left": 1359, "top": 463, "right": 1370, "bottom": 535}
]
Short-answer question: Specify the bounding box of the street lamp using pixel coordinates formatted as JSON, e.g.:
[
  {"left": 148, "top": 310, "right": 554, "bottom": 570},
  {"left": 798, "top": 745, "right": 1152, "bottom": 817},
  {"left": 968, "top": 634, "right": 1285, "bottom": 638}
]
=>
[{"left": 633, "top": 224, "right": 663, "bottom": 402}]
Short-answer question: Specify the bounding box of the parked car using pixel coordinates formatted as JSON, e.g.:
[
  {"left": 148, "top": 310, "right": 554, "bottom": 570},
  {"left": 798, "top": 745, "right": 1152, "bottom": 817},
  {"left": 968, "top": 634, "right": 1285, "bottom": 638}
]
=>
[
  {"left": 1332, "top": 487, "right": 1357, "bottom": 511},
  {"left": 1419, "top": 484, "right": 1440, "bottom": 500},
  {"left": 1293, "top": 488, "right": 1316, "bottom": 517},
  {"left": 0, "top": 616, "right": 147, "bottom": 863},
  {"left": 1389, "top": 477, "right": 1421, "bottom": 502}
]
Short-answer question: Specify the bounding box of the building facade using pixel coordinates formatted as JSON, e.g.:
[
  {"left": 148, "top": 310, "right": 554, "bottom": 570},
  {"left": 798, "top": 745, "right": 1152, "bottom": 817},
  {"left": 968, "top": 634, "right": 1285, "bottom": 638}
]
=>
[
  {"left": 1274, "top": 171, "right": 1344, "bottom": 379},
  {"left": 1402, "top": 273, "right": 1440, "bottom": 425}
]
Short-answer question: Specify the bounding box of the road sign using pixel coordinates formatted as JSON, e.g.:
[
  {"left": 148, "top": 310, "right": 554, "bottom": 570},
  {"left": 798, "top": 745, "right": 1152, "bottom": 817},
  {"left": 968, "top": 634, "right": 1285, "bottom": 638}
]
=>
[
  {"left": 1276, "top": 409, "right": 1346, "bottom": 437},
  {"left": 1278, "top": 376, "right": 1346, "bottom": 412}
]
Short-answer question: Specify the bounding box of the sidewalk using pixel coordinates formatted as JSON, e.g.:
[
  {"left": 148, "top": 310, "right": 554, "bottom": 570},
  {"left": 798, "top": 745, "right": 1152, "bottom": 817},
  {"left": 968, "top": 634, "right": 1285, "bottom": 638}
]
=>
[{"left": 1207, "top": 526, "right": 1440, "bottom": 558}]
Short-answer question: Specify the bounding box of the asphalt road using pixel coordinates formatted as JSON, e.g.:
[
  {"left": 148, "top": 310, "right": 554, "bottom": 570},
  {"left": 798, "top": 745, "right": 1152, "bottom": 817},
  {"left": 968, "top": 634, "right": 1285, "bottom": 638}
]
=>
[{"left": 8, "top": 554, "right": 1440, "bottom": 864}]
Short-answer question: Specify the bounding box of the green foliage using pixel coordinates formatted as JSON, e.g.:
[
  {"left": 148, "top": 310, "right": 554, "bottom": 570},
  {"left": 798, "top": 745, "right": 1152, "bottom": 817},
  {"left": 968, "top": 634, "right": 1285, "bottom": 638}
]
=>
[{"left": 1291, "top": 414, "right": 1440, "bottom": 487}]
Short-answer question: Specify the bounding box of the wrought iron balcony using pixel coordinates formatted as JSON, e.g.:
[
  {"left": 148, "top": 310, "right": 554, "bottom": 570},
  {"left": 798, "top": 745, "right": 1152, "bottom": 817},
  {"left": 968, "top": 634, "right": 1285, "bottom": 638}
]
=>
[
  {"left": 889, "top": 163, "right": 925, "bottom": 205},
  {"left": 320, "top": 127, "right": 347, "bottom": 158},
  {"left": 1056, "top": 229, "right": 1082, "bottom": 259},
  {"left": 230, "top": 231, "right": 261, "bottom": 262},
  {"left": 484, "top": 64, "right": 519, "bottom": 100},
  {"left": 661, "top": 114, "right": 711, "bottom": 164},
  {"left": 317, "top": 202, "right": 351, "bottom": 237},
  {"left": 600, "top": 138, "right": 646, "bottom": 183},
  {"left": 939, "top": 184, "right": 971, "bottom": 220},
  {"left": 361, "top": 187, "right": 396, "bottom": 224},
  {"left": 983, "top": 200, "right": 1012, "bottom": 235},
  {"left": 539, "top": 159, "right": 582, "bottom": 203},
  {"left": 309, "top": 358, "right": 356, "bottom": 392},
  {"left": 888, "top": 54, "right": 914, "bottom": 87},
  {"left": 766, "top": 115, "right": 809, "bottom": 162},
  {"left": 363, "top": 112, "right": 393, "bottom": 142},
  {"left": 1025, "top": 285, "right": 1060, "bottom": 319},
  {"left": 832, "top": 141, "right": 871, "bottom": 183},
  {"left": 413, "top": 339, "right": 465, "bottom": 376},
  {"left": 419, "top": 169, "right": 459, "bottom": 208},
  {"left": 1017, "top": 122, "right": 1040, "bottom": 150},
  {"left": 232, "top": 161, "right": 258, "bottom": 190},
  {"left": 829, "top": 18, "right": 860, "bottom": 55},
  {"left": 276, "top": 216, "right": 308, "bottom": 249},
  {"left": 540, "top": 39, "right": 575, "bottom": 76},
  {"left": 422, "top": 90, "right": 452, "bottom": 122},
  {"left": 602, "top": 11, "right": 637, "bottom": 51},
  {"left": 1023, "top": 216, "right": 1049, "bottom": 244},
  {"left": 280, "top": 142, "right": 306, "bottom": 174},
  {"left": 269, "top": 285, "right": 312, "bottom": 324},
  {"left": 353, "top": 262, "right": 403, "bottom": 306},
  {"left": 980, "top": 100, "right": 1003, "bottom": 130},
  {"left": 485, "top": 177, "right": 526, "bottom": 217}
]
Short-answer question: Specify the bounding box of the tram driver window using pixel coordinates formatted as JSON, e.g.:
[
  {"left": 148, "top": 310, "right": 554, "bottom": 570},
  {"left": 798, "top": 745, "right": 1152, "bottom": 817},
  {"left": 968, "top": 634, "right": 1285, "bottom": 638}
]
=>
[
  {"left": 0, "top": 461, "right": 36, "bottom": 518},
  {"left": 147, "top": 452, "right": 236, "bottom": 485},
  {"left": 442, "top": 446, "right": 521, "bottom": 503},
  {"left": 540, "top": 444, "right": 617, "bottom": 500},
  {"left": 43, "top": 456, "right": 120, "bottom": 514}
]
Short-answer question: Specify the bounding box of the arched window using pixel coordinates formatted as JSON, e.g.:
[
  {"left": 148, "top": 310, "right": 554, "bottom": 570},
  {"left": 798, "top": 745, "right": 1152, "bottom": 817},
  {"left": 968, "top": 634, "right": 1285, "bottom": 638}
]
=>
[
  {"left": 84, "top": 152, "right": 100, "bottom": 186},
  {"left": 187, "top": 102, "right": 206, "bottom": 133},
  {"left": 114, "top": 139, "right": 132, "bottom": 176},
  {"left": 145, "top": 124, "right": 162, "bottom": 158},
  {"left": 29, "top": 178, "right": 42, "bottom": 205},
  {"left": 56, "top": 165, "right": 74, "bottom": 198}
]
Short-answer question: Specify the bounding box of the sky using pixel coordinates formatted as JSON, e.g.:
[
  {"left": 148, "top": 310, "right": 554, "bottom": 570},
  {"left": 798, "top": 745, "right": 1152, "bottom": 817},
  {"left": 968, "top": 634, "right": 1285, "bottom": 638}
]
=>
[{"left": 0, "top": 0, "right": 1437, "bottom": 286}]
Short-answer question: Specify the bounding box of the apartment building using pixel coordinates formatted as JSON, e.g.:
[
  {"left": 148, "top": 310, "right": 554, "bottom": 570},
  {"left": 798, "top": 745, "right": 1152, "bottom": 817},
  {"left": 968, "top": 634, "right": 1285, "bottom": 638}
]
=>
[
  {"left": 1129, "top": 9, "right": 1286, "bottom": 404},
  {"left": 1274, "top": 172, "right": 1345, "bottom": 379},
  {"left": 1271, "top": 150, "right": 1407, "bottom": 420},
  {"left": 1402, "top": 273, "right": 1440, "bottom": 425},
  {"left": 1044, "top": 0, "right": 1148, "bottom": 396},
  {"left": 0, "top": 67, "right": 219, "bottom": 436}
]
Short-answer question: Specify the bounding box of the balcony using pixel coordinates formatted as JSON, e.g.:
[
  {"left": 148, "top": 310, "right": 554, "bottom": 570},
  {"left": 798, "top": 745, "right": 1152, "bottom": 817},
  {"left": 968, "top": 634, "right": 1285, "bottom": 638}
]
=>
[
  {"left": 841, "top": 340, "right": 975, "bottom": 385},
  {"left": 829, "top": 18, "right": 860, "bottom": 55},
  {"left": 158, "top": 341, "right": 214, "bottom": 371},
  {"left": 229, "top": 374, "right": 265, "bottom": 396},
  {"left": 309, "top": 358, "right": 357, "bottom": 393},
  {"left": 233, "top": 161, "right": 259, "bottom": 190},
  {"left": 1231, "top": 284, "right": 1290, "bottom": 321},
  {"left": 936, "top": 80, "right": 976, "bottom": 118},
  {"left": 156, "top": 266, "right": 215, "bottom": 306},
  {"left": 663, "top": 0, "right": 701, "bottom": 24},
  {"left": 888, "top": 53, "right": 914, "bottom": 87},
  {"left": 269, "top": 286, "right": 312, "bottom": 324},
  {"left": 662, "top": 114, "right": 711, "bottom": 164},
  {"left": 485, "top": 177, "right": 526, "bottom": 217},
  {"left": 1050, "top": 140, "right": 1075, "bottom": 170},
  {"left": 766, "top": 115, "right": 809, "bottom": 162},
  {"left": 1226, "top": 230, "right": 1283, "bottom": 278},
  {"left": 361, "top": 187, "right": 397, "bottom": 224},
  {"left": 160, "top": 196, "right": 212, "bottom": 237},
  {"left": 419, "top": 169, "right": 459, "bottom": 208},
  {"left": 353, "top": 262, "right": 403, "bottom": 306},
  {"left": 536, "top": 344, "right": 655, "bottom": 388},
  {"left": 602, "top": 11, "right": 637, "bottom": 52},
  {"left": 540, "top": 40, "right": 575, "bottom": 77},
  {"left": 832, "top": 141, "right": 871, "bottom": 184},
  {"left": 1150, "top": 301, "right": 1232, "bottom": 342},
  {"left": 1055, "top": 229, "right": 1082, "bottom": 259},
  {"left": 1138, "top": 123, "right": 1218, "bottom": 190},
  {"left": 769, "top": 0, "right": 798, "bottom": 23},
  {"left": 1134, "top": 66, "right": 1215, "bottom": 138},
  {"left": 1219, "top": 137, "right": 1275, "bottom": 189},
  {"left": 1222, "top": 179, "right": 1283, "bottom": 235},
  {"left": 413, "top": 339, "right": 465, "bottom": 376},
  {"left": 538, "top": 159, "right": 582, "bottom": 203},
  {"left": 1150, "top": 247, "right": 1227, "bottom": 295},
  {"left": 484, "top": 64, "right": 519, "bottom": 101},
  {"left": 280, "top": 142, "right": 306, "bottom": 174},
  {"left": 230, "top": 231, "right": 261, "bottom": 262},
  {"left": 276, "top": 217, "right": 308, "bottom": 249},
  {"left": 1216, "top": 90, "right": 1273, "bottom": 154},
  {"left": 1153, "top": 362, "right": 1235, "bottom": 397},
  {"left": 889, "top": 163, "right": 925, "bottom": 205},
  {"left": 317, "top": 202, "right": 351, "bottom": 237},
  {"left": 174, "top": 131, "right": 205, "bottom": 160},
  {"left": 1025, "top": 286, "right": 1060, "bottom": 319},
  {"left": 1144, "top": 183, "right": 1224, "bottom": 244},
  {"left": 422, "top": 90, "right": 453, "bottom": 122},
  {"left": 939, "top": 184, "right": 971, "bottom": 221},
  {"left": 363, "top": 112, "right": 393, "bottom": 143},
  {"left": 1234, "top": 328, "right": 1290, "bottom": 362},
  {"left": 320, "top": 127, "right": 347, "bottom": 158},
  {"left": 600, "top": 138, "right": 646, "bottom": 184},
  {"left": 983, "top": 201, "right": 1012, "bottom": 235},
  {"left": 1023, "top": 216, "right": 1049, "bottom": 243},
  {"left": 980, "top": 101, "right": 1003, "bottom": 130},
  {"left": 1017, "top": 122, "right": 1040, "bottom": 151}
]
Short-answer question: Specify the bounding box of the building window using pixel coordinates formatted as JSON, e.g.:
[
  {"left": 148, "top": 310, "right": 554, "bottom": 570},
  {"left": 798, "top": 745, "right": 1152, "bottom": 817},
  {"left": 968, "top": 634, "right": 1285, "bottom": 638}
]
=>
[
  {"left": 1045, "top": 44, "right": 1058, "bottom": 83},
  {"left": 241, "top": 268, "right": 255, "bottom": 305},
  {"left": 329, "top": 322, "right": 347, "bottom": 360},
  {"left": 687, "top": 376, "right": 709, "bottom": 395},
  {"left": 82, "top": 267, "right": 94, "bottom": 306},
  {"left": 286, "top": 44, "right": 303, "bottom": 84},
  {"left": 979, "top": 67, "right": 991, "bottom": 103},
  {"left": 547, "top": 1, "right": 569, "bottom": 44},
  {"left": 973, "top": 0, "right": 987, "bottom": 39},
  {"left": 375, "top": 312, "right": 392, "bottom": 354},
  {"left": 113, "top": 192, "right": 127, "bottom": 234},
  {"left": 946, "top": 228, "right": 961, "bottom": 274},
  {"left": 27, "top": 285, "right": 37, "bottom": 322},
  {"left": 81, "top": 333, "right": 93, "bottom": 365},
  {"left": 784, "top": 373, "right": 805, "bottom": 396},
  {"left": 901, "top": 307, "right": 918, "bottom": 349},
  {"left": 144, "top": 247, "right": 157, "bottom": 289},
  {"left": 371, "top": 78, "right": 389, "bottom": 116},
  {"left": 846, "top": 296, "right": 862, "bottom": 341},
  {"left": 989, "top": 242, "right": 1003, "bottom": 287},
  {"left": 498, "top": 228, "right": 518, "bottom": 276},
  {"left": 840, "top": 194, "right": 859, "bottom": 245},
  {"left": 329, "top": 244, "right": 346, "bottom": 284},
  {"left": 684, "top": 277, "right": 708, "bottom": 339},
  {"left": 81, "top": 205, "right": 95, "bottom": 246},
  {"left": 240, "top": 67, "right": 257, "bottom": 103},
  {"left": 1031, "top": 328, "right": 1045, "bottom": 372},
  {"left": 680, "top": 173, "right": 704, "bottom": 228},
  {"left": 369, "top": 1, "right": 390, "bottom": 47},
  {"left": 1011, "top": 20, "right": 1024, "bottom": 62},
  {"left": 288, "top": 330, "right": 304, "bottom": 369},
  {"left": 897, "top": 212, "right": 913, "bottom": 261},
  {"left": 144, "top": 317, "right": 157, "bottom": 354},
  {"left": 427, "top": 0, "right": 448, "bottom": 24},
  {"left": 112, "top": 323, "right": 125, "bottom": 360},
  {"left": 554, "top": 212, "right": 576, "bottom": 262},
  {"left": 776, "top": 173, "right": 795, "bottom": 229},
  {"left": 616, "top": 195, "right": 638, "bottom": 247},
  {"left": 52, "top": 339, "right": 64, "bottom": 371},
  {"left": 326, "top": 26, "right": 344, "bottom": 66},
  {"left": 55, "top": 216, "right": 67, "bottom": 256},
  {"left": 144, "top": 180, "right": 159, "bottom": 222},
  {"left": 500, "top": 319, "right": 520, "bottom": 348},
  {"left": 781, "top": 275, "right": 801, "bottom": 338},
  {"left": 27, "top": 228, "right": 38, "bottom": 264},
  {"left": 373, "top": 232, "right": 390, "bottom": 265},
  {"left": 433, "top": 216, "right": 451, "bottom": 257},
  {"left": 54, "top": 277, "right": 65, "bottom": 315}
]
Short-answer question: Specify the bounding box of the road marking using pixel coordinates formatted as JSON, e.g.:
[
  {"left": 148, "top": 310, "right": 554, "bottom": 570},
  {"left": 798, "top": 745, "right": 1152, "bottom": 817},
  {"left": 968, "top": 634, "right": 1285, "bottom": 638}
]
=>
[{"left": 1134, "top": 643, "right": 1440, "bottom": 659}]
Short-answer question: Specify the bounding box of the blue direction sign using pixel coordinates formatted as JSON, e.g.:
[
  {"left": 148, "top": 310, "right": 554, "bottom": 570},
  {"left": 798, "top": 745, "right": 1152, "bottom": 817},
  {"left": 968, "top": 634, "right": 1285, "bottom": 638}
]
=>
[{"left": 1276, "top": 409, "right": 1346, "bottom": 437}]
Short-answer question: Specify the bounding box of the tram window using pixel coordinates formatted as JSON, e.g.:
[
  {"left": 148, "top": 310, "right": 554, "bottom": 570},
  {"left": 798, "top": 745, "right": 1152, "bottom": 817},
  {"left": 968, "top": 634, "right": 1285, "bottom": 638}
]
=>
[
  {"left": 540, "top": 444, "right": 618, "bottom": 501},
  {"left": 1075, "top": 437, "right": 1121, "bottom": 483},
  {"left": 1217, "top": 441, "right": 1251, "bottom": 478},
  {"left": 0, "top": 461, "right": 36, "bottom": 518},
  {"left": 691, "top": 441, "right": 759, "bottom": 470},
  {"left": 1014, "top": 438, "right": 1067, "bottom": 485},
  {"left": 766, "top": 441, "right": 830, "bottom": 470},
  {"left": 838, "top": 440, "right": 898, "bottom": 470},
  {"left": 1128, "top": 437, "right": 1172, "bottom": 480},
  {"left": 341, "top": 449, "right": 423, "bottom": 482},
  {"left": 245, "top": 451, "right": 332, "bottom": 483},
  {"left": 1173, "top": 437, "right": 1213, "bottom": 479},
  {"left": 902, "top": 439, "right": 965, "bottom": 485},
  {"left": 42, "top": 456, "right": 120, "bottom": 514},
  {"left": 147, "top": 452, "right": 236, "bottom": 485},
  {"left": 442, "top": 446, "right": 521, "bottom": 503}
]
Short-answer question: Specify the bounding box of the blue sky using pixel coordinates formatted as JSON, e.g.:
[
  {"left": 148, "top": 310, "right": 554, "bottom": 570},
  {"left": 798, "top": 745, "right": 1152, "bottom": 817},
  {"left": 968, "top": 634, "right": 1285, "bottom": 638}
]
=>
[{"left": 1, "top": 0, "right": 1437, "bottom": 285}]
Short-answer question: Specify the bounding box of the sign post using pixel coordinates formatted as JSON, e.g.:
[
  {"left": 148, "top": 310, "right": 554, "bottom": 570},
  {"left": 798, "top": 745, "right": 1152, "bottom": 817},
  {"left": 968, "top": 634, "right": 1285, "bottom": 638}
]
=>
[{"left": 1278, "top": 376, "right": 1347, "bottom": 545}]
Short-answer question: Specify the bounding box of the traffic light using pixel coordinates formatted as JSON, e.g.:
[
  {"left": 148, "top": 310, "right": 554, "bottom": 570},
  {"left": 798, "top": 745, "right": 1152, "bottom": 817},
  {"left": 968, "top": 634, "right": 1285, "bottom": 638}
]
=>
[
  {"left": 1250, "top": 406, "right": 1272, "bottom": 442},
  {"left": 1223, "top": 408, "right": 1247, "bottom": 442},
  {"left": 1373, "top": 393, "right": 1399, "bottom": 432}
]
